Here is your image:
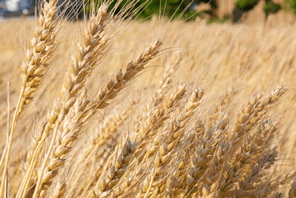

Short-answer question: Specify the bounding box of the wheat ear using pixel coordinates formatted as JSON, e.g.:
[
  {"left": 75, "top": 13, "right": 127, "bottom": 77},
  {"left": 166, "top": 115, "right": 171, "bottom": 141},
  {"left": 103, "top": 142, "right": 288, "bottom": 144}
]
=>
[
  {"left": 206, "top": 89, "right": 237, "bottom": 129},
  {"left": 132, "top": 53, "right": 181, "bottom": 135},
  {"left": 79, "top": 147, "right": 114, "bottom": 197},
  {"left": 91, "top": 84, "right": 186, "bottom": 198},
  {"left": 33, "top": 39, "right": 161, "bottom": 197},
  {"left": 0, "top": 0, "right": 58, "bottom": 197},
  {"left": 151, "top": 53, "right": 181, "bottom": 107},
  {"left": 131, "top": 84, "right": 187, "bottom": 170},
  {"left": 230, "top": 85, "right": 286, "bottom": 145},
  {"left": 38, "top": 89, "right": 90, "bottom": 197},
  {"left": 221, "top": 120, "right": 280, "bottom": 196},
  {"left": 86, "top": 40, "right": 162, "bottom": 117},
  {"left": 138, "top": 88, "right": 204, "bottom": 197},
  {"left": 66, "top": 100, "right": 137, "bottom": 196},
  {"left": 197, "top": 140, "right": 231, "bottom": 198},
  {"left": 66, "top": 42, "right": 164, "bottom": 196},
  {"left": 20, "top": 5, "right": 109, "bottom": 198}
]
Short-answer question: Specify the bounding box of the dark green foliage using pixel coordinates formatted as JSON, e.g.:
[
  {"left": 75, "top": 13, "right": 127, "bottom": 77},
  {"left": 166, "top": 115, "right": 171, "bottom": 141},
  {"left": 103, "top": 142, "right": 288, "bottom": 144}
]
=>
[
  {"left": 207, "top": 18, "right": 229, "bottom": 24},
  {"left": 263, "top": 1, "right": 281, "bottom": 14},
  {"left": 284, "top": 0, "right": 296, "bottom": 13},
  {"left": 84, "top": 0, "right": 216, "bottom": 20},
  {"left": 235, "top": 0, "right": 260, "bottom": 12}
]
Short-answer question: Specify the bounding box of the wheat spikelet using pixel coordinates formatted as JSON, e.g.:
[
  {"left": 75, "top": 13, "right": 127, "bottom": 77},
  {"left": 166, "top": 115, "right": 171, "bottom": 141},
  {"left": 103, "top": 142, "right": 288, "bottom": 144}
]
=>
[
  {"left": 221, "top": 120, "right": 280, "bottom": 196},
  {"left": 74, "top": 101, "right": 135, "bottom": 160},
  {"left": 0, "top": 0, "right": 59, "bottom": 196},
  {"left": 135, "top": 83, "right": 186, "bottom": 144},
  {"left": 93, "top": 137, "right": 133, "bottom": 197},
  {"left": 32, "top": 38, "right": 161, "bottom": 197},
  {"left": 94, "top": 84, "right": 186, "bottom": 197},
  {"left": 38, "top": 89, "right": 90, "bottom": 196},
  {"left": 76, "top": 147, "right": 113, "bottom": 197},
  {"left": 197, "top": 141, "right": 231, "bottom": 198},
  {"left": 151, "top": 53, "right": 181, "bottom": 107},
  {"left": 132, "top": 53, "right": 181, "bottom": 133},
  {"left": 135, "top": 88, "right": 204, "bottom": 197},
  {"left": 65, "top": 100, "right": 137, "bottom": 196},
  {"left": 20, "top": 5, "right": 110, "bottom": 198},
  {"left": 167, "top": 123, "right": 205, "bottom": 197},
  {"left": 132, "top": 84, "right": 187, "bottom": 171},
  {"left": 92, "top": 84, "right": 186, "bottom": 198},
  {"left": 89, "top": 40, "right": 162, "bottom": 114},
  {"left": 229, "top": 85, "right": 286, "bottom": 149},
  {"left": 50, "top": 182, "right": 66, "bottom": 198},
  {"left": 19, "top": 5, "right": 109, "bottom": 197},
  {"left": 206, "top": 89, "right": 237, "bottom": 129},
  {"left": 0, "top": 0, "right": 58, "bottom": 166}
]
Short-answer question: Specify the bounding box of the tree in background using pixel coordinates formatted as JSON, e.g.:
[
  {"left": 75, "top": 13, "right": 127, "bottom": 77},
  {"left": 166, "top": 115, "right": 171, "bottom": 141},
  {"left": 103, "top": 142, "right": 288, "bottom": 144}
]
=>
[
  {"left": 284, "top": 0, "right": 296, "bottom": 14},
  {"left": 84, "top": 0, "right": 217, "bottom": 21},
  {"left": 263, "top": 0, "right": 281, "bottom": 22},
  {"left": 235, "top": 0, "right": 259, "bottom": 12},
  {"left": 232, "top": 0, "right": 259, "bottom": 23}
]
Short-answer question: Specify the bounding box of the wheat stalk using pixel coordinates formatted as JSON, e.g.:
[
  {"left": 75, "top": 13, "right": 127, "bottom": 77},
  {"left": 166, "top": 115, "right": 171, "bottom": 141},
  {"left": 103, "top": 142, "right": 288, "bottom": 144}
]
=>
[
  {"left": 0, "top": 0, "right": 59, "bottom": 197},
  {"left": 19, "top": 4, "right": 110, "bottom": 198}
]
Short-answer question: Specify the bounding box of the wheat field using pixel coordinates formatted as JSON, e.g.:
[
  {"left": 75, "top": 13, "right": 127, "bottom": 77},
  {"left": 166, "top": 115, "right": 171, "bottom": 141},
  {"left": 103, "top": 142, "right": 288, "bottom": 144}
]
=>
[{"left": 1, "top": 1, "right": 296, "bottom": 197}]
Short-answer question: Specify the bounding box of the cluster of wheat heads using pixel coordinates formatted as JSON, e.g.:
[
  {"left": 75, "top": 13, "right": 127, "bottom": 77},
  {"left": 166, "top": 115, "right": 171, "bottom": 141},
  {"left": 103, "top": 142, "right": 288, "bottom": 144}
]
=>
[{"left": 1, "top": 0, "right": 296, "bottom": 197}]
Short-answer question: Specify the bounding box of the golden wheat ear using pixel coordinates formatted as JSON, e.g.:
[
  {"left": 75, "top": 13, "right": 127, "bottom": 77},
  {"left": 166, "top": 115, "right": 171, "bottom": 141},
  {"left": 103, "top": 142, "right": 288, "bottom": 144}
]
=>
[
  {"left": 0, "top": 0, "right": 59, "bottom": 197},
  {"left": 65, "top": 100, "right": 138, "bottom": 197},
  {"left": 136, "top": 88, "right": 204, "bottom": 197},
  {"left": 27, "top": 33, "right": 161, "bottom": 198},
  {"left": 20, "top": 4, "right": 110, "bottom": 198}
]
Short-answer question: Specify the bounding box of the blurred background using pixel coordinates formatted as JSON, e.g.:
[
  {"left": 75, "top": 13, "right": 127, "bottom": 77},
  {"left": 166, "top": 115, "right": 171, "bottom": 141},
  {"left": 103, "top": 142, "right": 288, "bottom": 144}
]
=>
[{"left": 0, "top": 0, "right": 295, "bottom": 25}]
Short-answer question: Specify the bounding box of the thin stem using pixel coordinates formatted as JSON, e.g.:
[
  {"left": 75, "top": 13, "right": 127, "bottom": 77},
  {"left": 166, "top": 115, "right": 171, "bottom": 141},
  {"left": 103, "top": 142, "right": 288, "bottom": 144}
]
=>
[
  {"left": 32, "top": 120, "right": 62, "bottom": 198},
  {"left": 0, "top": 78, "right": 27, "bottom": 198},
  {"left": 5, "top": 82, "right": 10, "bottom": 198}
]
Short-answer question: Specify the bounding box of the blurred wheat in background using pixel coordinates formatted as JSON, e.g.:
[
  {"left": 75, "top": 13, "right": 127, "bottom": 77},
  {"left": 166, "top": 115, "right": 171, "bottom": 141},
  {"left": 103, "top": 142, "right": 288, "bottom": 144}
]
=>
[{"left": 1, "top": 0, "right": 296, "bottom": 197}]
